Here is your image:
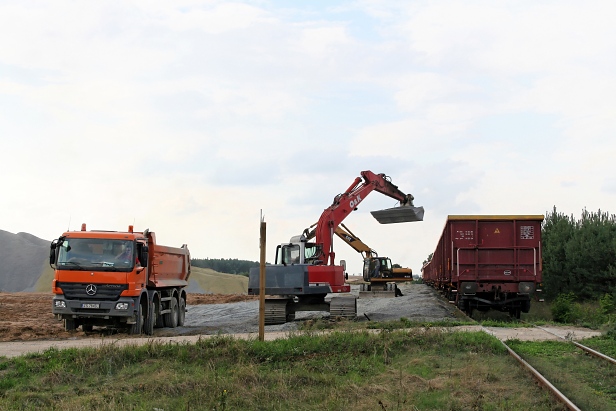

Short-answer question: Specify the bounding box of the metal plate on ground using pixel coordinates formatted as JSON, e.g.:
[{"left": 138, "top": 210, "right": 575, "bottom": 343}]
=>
[{"left": 371, "top": 206, "right": 425, "bottom": 224}]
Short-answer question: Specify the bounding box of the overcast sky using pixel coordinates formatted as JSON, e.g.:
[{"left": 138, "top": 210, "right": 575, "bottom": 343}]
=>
[{"left": 1, "top": 0, "right": 615, "bottom": 275}]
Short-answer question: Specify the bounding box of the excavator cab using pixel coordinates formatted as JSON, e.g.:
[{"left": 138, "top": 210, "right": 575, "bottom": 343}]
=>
[
  {"left": 362, "top": 256, "right": 394, "bottom": 281},
  {"left": 276, "top": 235, "right": 323, "bottom": 265},
  {"left": 277, "top": 243, "right": 301, "bottom": 265}
]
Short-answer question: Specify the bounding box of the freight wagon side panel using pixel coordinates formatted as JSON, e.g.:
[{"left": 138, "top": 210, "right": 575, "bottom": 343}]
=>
[
  {"left": 453, "top": 218, "right": 542, "bottom": 286},
  {"left": 422, "top": 224, "right": 447, "bottom": 287}
]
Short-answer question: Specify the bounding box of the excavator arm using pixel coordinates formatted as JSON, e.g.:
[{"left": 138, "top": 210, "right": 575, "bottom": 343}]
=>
[
  {"left": 313, "top": 170, "right": 423, "bottom": 265},
  {"left": 303, "top": 222, "right": 377, "bottom": 259},
  {"left": 334, "top": 224, "right": 378, "bottom": 259}
]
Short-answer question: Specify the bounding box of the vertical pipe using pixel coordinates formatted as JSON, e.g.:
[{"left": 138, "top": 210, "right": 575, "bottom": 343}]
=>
[{"left": 258, "top": 219, "right": 266, "bottom": 341}]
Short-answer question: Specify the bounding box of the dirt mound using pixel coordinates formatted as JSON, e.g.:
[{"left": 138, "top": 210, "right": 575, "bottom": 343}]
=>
[{"left": 0, "top": 292, "right": 256, "bottom": 342}]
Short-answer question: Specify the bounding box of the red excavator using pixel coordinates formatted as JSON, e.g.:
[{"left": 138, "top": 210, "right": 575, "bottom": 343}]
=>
[{"left": 247, "top": 170, "right": 424, "bottom": 324}]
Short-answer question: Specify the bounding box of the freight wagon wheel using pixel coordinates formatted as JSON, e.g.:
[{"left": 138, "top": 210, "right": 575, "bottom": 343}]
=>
[
  {"left": 129, "top": 302, "right": 144, "bottom": 335},
  {"left": 64, "top": 318, "right": 77, "bottom": 332},
  {"left": 164, "top": 297, "right": 179, "bottom": 328},
  {"left": 177, "top": 297, "right": 186, "bottom": 326},
  {"left": 144, "top": 301, "right": 155, "bottom": 335}
]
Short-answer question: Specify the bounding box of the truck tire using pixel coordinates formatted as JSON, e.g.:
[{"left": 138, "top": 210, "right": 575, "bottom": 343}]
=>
[
  {"left": 64, "top": 318, "right": 77, "bottom": 332},
  {"left": 144, "top": 301, "right": 155, "bottom": 336},
  {"left": 164, "top": 297, "right": 179, "bottom": 328},
  {"left": 154, "top": 298, "right": 164, "bottom": 328},
  {"left": 129, "top": 302, "right": 144, "bottom": 335},
  {"left": 178, "top": 297, "right": 186, "bottom": 326}
]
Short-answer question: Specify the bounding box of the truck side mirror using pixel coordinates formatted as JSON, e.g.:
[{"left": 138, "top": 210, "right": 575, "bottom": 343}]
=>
[{"left": 49, "top": 240, "right": 57, "bottom": 266}]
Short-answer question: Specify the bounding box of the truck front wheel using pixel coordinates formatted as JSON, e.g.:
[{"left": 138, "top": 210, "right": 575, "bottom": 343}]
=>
[
  {"left": 129, "top": 302, "right": 144, "bottom": 335},
  {"left": 64, "top": 318, "right": 77, "bottom": 332},
  {"left": 144, "top": 301, "right": 155, "bottom": 336}
]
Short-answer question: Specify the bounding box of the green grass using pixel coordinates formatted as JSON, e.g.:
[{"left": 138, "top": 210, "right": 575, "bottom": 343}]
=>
[
  {"left": 577, "top": 334, "right": 616, "bottom": 359},
  {"left": 0, "top": 330, "right": 564, "bottom": 411},
  {"left": 507, "top": 338, "right": 616, "bottom": 411}
]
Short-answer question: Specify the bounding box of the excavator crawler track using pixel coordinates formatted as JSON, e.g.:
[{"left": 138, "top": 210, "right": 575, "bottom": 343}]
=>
[
  {"left": 329, "top": 296, "right": 357, "bottom": 319},
  {"left": 264, "top": 299, "right": 294, "bottom": 325}
]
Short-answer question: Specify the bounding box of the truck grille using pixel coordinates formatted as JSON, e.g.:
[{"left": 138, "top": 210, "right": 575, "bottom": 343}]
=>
[{"left": 57, "top": 282, "right": 128, "bottom": 301}]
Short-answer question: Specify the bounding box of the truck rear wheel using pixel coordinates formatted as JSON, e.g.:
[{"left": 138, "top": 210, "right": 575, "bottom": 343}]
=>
[
  {"left": 164, "top": 297, "right": 179, "bottom": 328},
  {"left": 177, "top": 297, "right": 186, "bottom": 326},
  {"left": 154, "top": 298, "right": 164, "bottom": 328}
]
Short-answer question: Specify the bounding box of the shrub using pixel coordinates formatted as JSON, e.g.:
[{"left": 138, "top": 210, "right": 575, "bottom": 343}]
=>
[
  {"left": 599, "top": 293, "right": 615, "bottom": 314},
  {"left": 551, "top": 292, "right": 577, "bottom": 323}
]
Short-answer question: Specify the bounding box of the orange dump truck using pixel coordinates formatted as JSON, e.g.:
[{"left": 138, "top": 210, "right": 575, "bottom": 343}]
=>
[{"left": 50, "top": 224, "right": 191, "bottom": 335}]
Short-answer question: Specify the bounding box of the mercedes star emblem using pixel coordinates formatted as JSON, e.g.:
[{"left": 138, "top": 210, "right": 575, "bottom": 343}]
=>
[{"left": 85, "top": 284, "right": 97, "bottom": 296}]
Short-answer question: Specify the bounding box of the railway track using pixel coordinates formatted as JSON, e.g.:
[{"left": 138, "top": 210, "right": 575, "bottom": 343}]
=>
[
  {"left": 482, "top": 321, "right": 615, "bottom": 410},
  {"left": 446, "top": 297, "right": 614, "bottom": 410}
]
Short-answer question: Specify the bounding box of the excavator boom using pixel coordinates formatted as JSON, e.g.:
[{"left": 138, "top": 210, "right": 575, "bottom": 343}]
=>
[{"left": 315, "top": 170, "right": 424, "bottom": 265}]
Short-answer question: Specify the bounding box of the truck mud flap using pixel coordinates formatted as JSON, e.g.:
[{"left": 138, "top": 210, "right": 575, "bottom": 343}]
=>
[{"left": 371, "top": 205, "right": 425, "bottom": 224}]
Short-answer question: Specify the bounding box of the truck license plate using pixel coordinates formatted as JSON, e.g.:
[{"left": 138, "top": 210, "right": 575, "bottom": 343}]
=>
[{"left": 81, "top": 303, "right": 100, "bottom": 309}]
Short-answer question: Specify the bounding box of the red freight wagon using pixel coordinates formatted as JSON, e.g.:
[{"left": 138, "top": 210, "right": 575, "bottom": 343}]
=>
[{"left": 422, "top": 215, "right": 543, "bottom": 318}]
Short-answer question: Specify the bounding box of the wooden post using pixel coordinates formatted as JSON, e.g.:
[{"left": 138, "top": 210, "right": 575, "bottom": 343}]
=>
[{"left": 258, "top": 217, "right": 266, "bottom": 341}]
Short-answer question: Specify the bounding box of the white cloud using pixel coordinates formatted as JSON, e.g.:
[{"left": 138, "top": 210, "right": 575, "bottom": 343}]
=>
[{"left": 1, "top": 0, "right": 615, "bottom": 274}]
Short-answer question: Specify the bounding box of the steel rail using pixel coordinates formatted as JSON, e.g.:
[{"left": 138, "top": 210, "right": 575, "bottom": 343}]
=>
[
  {"left": 524, "top": 321, "right": 616, "bottom": 366},
  {"left": 451, "top": 294, "right": 606, "bottom": 410},
  {"left": 498, "top": 338, "right": 581, "bottom": 411}
]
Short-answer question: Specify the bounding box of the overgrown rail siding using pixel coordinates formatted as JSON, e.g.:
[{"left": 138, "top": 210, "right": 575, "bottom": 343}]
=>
[
  {"left": 446, "top": 298, "right": 614, "bottom": 410},
  {"left": 500, "top": 339, "right": 581, "bottom": 411},
  {"left": 504, "top": 325, "right": 616, "bottom": 411}
]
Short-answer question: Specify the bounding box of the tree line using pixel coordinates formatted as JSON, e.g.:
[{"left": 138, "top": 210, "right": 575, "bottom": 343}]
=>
[
  {"left": 542, "top": 206, "right": 616, "bottom": 301},
  {"left": 191, "top": 258, "right": 259, "bottom": 276}
]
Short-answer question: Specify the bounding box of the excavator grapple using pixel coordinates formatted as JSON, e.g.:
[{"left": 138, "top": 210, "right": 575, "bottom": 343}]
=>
[{"left": 371, "top": 205, "right": 425, "bottom": 224}]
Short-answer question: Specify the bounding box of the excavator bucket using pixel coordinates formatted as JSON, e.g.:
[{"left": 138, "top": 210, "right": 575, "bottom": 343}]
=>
[{"left": 371, "top": 205, "right": 425, "bottom": 224}]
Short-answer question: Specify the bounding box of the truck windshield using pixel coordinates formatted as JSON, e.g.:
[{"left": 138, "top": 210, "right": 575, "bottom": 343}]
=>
[{"left": 57, "top": 238, "right": 135, "bottom": 271}]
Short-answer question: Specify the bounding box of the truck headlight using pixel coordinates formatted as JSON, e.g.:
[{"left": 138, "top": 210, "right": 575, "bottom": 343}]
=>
[
  {"left": 115, "top": 302, "right": 129, "bottom": 310},
  {"left": 54, "top": 300, "right": 66, "bottom": 308}
]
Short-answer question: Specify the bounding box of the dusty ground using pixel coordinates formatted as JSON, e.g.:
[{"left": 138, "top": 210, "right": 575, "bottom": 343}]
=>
[
  {"left": 0, "top": 285, "right": 602, "bottom": 359},
  {"left": 0, "top": 292, "right": 256, "bottom": 342}
]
